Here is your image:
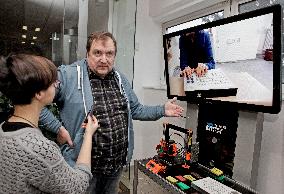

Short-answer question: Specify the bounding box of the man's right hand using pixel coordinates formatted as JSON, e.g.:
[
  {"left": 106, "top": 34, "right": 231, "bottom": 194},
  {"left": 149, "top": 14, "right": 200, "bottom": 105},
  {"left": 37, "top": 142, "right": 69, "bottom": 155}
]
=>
[
  {"left": 195, "top": 63, "right": 208, "bottom": 77},
  {"left": 180, "top": 66, "right": 194, "bottom": 77},
  {"left": 57, "top": 126, "right": 73, "bottom": 147}
]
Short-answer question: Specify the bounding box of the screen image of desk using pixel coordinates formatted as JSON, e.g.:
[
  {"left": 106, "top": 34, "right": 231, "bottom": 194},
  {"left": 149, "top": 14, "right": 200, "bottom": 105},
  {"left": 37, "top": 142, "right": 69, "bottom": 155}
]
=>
[{"left": 169, "top": 66, "right": 272, "bottom": 106}]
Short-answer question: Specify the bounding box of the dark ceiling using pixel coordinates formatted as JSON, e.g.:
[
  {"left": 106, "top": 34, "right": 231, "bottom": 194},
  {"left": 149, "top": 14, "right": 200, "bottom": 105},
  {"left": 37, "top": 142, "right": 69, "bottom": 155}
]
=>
[{"left": 0, "top": 0, "right": 78, "bottom": 46}]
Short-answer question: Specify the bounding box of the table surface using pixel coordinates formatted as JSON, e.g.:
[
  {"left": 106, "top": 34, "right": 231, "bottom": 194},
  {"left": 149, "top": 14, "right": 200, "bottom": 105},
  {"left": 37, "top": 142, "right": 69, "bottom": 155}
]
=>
[
  {"left": 169, "top": 71, "right": 272, "bottom": 106},
  {"left": 133, "top": 158, "right": 258, "bottom": 194}
]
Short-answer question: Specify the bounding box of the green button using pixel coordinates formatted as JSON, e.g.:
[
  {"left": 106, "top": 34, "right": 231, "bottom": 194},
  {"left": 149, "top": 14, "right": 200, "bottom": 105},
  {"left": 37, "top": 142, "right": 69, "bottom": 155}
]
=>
[{"left": 176, "top": 182, "right": 190, "bottom": 190}]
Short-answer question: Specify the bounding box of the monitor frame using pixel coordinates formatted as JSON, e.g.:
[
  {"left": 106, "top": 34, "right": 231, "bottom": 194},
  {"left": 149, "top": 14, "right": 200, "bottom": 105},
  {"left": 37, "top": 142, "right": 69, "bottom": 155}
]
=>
[{"left": 163, "top": 4, "right": 282, "bottom": 114}]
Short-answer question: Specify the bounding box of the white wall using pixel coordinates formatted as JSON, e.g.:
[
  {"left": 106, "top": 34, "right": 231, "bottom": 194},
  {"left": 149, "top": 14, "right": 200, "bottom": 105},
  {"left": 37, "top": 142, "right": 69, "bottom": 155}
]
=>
[
  {"left": 214, "top": 13, "right": 272, "bottom": 62},
  {"left": 133, "top": 0, "right": 284, "bottom": 193},
  {"left": 133, "top": 0, "right": 163, "bottom": 91},
  {"left": 149, "top": 0, "right": 226, "bottom": 22},
  {"left": 132, "top": 0, "right": 163, "bottom": 160},
  {"left": 256, "top": 110, "right": 284, "bottom": 193}
]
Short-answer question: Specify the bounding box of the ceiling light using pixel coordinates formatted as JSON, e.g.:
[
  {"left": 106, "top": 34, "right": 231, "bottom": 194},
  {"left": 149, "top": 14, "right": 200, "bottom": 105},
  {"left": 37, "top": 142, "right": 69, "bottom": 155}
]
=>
[
  {"left": 22, "top": 26, "right": 27, "bottom": 30},
  {"left": 33, "top": 36, "right": 37, "bottom": 40},
  {"left": 21, "top": 41, "right": 25, "bottom": 44},
  {"left": 22, "top": 35, "right": 26, "bottom": 38},
  {"left": 31, "top": 42, "right": 34, "bottom": 45},
  {"left": 35, "top": 28, "right": 40, "bottom": 32},
  {"left": 51, "top": 32, "right": 60, "bottom": 40}
]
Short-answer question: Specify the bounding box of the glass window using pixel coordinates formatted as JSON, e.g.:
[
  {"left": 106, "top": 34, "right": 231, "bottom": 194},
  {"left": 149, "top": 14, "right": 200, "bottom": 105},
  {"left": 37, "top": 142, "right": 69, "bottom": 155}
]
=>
[
  {"left": 112, "top": 0, "right": 137, "bottom": 84},
  {"left": 239, "top": 0, "right": 281, "bottom": 13},
  {"left": 62, "top": 0, "right": 79, "bottom": 65},
  {"left": 0, "top": 0, "right": 79, "bottom": 124},
  {"left": 0, "top": 0, "right": 79, "bottom": 66},
  {"left": 166, "top": 11, "right": 224, "bottom": 34}
]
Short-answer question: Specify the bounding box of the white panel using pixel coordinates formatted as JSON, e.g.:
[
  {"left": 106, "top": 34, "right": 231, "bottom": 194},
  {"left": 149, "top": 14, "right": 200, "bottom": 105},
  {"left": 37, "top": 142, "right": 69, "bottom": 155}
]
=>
[
  {"left": 213, "top": 14, "right": 272, "bottom": 62},
  {"left": 149, "top": 0, "right": 227, "bottom": 22}
]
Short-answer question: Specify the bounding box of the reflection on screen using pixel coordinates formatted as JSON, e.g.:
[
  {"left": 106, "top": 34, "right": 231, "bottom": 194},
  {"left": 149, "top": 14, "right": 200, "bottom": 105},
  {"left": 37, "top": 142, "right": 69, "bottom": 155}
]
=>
[{"left": 165, "top": 11, "right": 277, "bottom": 110}]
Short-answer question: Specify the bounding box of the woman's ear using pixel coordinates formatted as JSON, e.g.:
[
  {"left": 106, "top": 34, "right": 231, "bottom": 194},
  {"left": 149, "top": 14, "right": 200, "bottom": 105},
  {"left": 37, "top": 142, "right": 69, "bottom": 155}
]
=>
[{"left": 34, "top": 91, "right": 44, "bottom": 101}]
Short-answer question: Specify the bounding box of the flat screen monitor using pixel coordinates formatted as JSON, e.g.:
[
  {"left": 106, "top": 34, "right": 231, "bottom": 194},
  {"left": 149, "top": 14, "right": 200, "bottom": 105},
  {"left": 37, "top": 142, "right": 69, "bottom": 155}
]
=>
[{"left": 164, "top": 5, "right": 282, "bottom": 113}]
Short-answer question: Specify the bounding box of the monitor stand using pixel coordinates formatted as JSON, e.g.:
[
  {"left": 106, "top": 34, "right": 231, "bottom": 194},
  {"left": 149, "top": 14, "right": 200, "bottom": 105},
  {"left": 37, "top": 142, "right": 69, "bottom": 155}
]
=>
[{"left": 185, "top": 103, "right": 263, "bottom": 189}]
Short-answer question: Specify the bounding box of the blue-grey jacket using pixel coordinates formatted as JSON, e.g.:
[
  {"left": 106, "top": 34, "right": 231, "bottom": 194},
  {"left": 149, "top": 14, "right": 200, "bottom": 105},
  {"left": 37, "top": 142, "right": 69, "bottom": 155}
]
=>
[{"left": 40, "top": 59, "right": 165, "bottom": 166}]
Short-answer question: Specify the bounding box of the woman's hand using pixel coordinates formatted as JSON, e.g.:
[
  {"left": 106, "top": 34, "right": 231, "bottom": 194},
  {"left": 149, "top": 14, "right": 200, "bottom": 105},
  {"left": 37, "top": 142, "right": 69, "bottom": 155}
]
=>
[{"left": 82, "top": 115, "right": 99, "bottom": 136}]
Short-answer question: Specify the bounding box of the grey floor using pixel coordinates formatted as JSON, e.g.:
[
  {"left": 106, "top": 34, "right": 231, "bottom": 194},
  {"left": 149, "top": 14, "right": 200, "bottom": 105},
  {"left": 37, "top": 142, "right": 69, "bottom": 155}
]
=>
[
  {"left": 119, "top": 165, "right": 172, "bottom": 194},
  {"left": 118, "top": 166, "right": 132, "bottom": 194},
  {"left": 216, "top": 58, "right": 273, "bottom": 91}
]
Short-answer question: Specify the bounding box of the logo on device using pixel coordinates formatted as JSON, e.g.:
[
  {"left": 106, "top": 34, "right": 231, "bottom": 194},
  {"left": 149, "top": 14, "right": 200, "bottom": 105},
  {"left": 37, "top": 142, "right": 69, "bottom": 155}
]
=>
[{"left": 206, "top": 123, "right": 226, "bottom": 134}]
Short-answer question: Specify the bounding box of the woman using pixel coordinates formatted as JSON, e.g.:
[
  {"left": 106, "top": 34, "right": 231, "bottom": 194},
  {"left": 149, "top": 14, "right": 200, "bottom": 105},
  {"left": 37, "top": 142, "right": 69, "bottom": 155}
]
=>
[{"left": 0, "top": 54, "right": 98, "bottom": 193}]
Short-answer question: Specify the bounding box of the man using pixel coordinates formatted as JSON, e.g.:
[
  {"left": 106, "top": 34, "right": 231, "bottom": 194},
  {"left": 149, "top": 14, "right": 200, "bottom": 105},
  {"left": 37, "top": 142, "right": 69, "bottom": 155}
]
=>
[
  {"left": 40, "top": 31, "right": 184, "bottom": 194},
  {"left": 179, "top": 29, "right": 215, "bottom": 77}
]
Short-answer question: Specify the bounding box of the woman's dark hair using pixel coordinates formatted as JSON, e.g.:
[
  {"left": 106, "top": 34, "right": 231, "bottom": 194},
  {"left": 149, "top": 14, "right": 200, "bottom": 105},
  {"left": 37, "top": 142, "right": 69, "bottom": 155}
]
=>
[{"left": 0, "top": 54, "right": 57, "bottom": 105}]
